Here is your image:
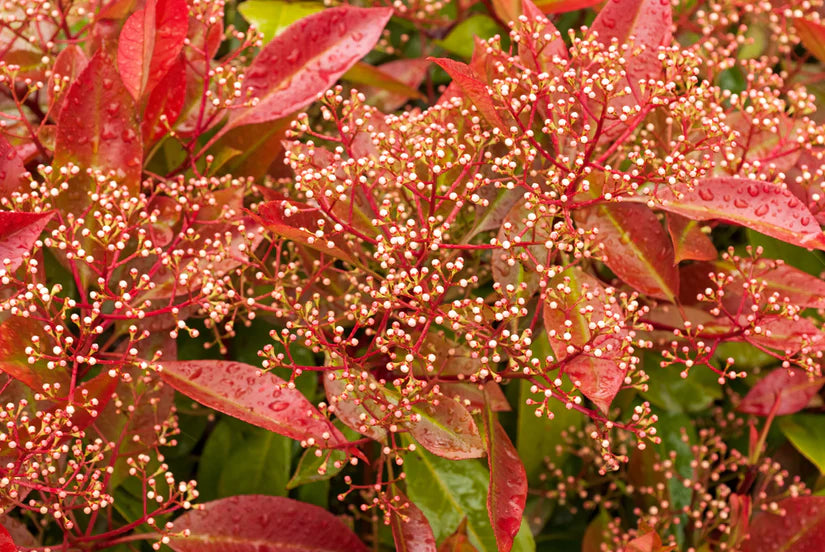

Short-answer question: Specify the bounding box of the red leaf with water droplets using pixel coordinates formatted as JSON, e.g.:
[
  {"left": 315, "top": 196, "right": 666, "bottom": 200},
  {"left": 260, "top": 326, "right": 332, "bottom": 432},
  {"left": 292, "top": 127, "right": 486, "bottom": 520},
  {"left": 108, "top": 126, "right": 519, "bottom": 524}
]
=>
[
  {"left": 666, "top": 214, "right": 716, "bottom": 263},
  {"left": 589, "top": 0, "right": 672, "bottom": 85},
  {"left": 738, "top": 368, "right": 824, "bottom": 416},
  {"left": 142, "top": 53, "right": 187, "bottom": 144},
  {"left": 159, "top": 360, "right": 348, "bottom": 447},
  {"left": 576, "top": 202, "right": 679, "bottom": 301},
  {"left": 54, "top": 51, "right": 143, "bottom": 204},
  {"left": 117, "top": 0, "right": 189, "bottom": 100},
  {"left": 430, "top": 58, "right": 507, "bottom": 132},
  {"left": 405, "top": 394, "right": 485, "bottom": 460},
  {"left": 484, "top": 411, "right": 527, "bottom": 552},
  {"left": 0, "top": 522, "right": 15, "bottom": 552},
  {"left": 225, "top": 6, "right": 392, "bottom": 131},
  {"left": 0, "top": 135, "right": 28, "bottom": 197},
  {"left": 390, "top": 487, "right": 437, "bottom": 552},
  {"left": 742, "top": 496, "right": 825, "bottom": 552},
  {"left": 0, "top": 211, "right": 52, "bottom": 273},
  {"left": 168, "top": 495, "right": 369, "bottom": 552},
  {"left": 47, "top": 45, "right": 88, "bottom": 118},
  {"left": 653, "top": 178, "right": 825, "bottom": 250}
]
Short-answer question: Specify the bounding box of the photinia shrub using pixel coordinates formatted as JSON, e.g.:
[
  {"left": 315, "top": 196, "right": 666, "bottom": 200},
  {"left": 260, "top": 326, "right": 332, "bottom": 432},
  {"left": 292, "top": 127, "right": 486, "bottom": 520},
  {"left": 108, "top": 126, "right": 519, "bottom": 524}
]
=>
[{"left": 1, "top": 0, "right": 825, "bottom": 550}]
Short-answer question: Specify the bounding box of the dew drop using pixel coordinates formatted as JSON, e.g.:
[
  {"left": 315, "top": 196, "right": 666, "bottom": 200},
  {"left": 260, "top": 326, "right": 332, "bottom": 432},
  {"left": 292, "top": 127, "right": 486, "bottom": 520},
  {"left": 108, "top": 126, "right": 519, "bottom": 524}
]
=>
[
  {"left": 733, "top": 198, "right": 747, "bottom": 208},
  {"left": 698, "top": 188, "right": 714, "bottom": 201},
  {"left": 754, "top": 204, "right": 769, "bottom": 217},
  {"left": 747, "top": 184, "right": 760, "bottom": 197}
]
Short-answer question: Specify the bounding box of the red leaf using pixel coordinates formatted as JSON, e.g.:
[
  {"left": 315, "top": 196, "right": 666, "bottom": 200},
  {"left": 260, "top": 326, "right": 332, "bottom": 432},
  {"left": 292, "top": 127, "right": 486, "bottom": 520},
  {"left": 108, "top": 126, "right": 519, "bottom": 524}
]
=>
[
  {"left": 256, "top": 199, "right": 356, "bottom": 264},
  {"left": 226, "top": 6, "right": 392, "bottom": 131},
  {"left": 323, "top": 370, "right": 388, "bottom": 441},
  {"left": 54, "top": 51, "right": 143, "bottom": 204},
  {"left": 47, "top": 45, "right": 88, "bottom": 118},
  {"left": 390, "top": 488, "right": 437, "bottom": 552},
  {"left": 666, "top": 214, "right": 716, "bottom": 263},
  {"left": 653, "top": 178, "right": 825, "bottom": 250},
  {"left": 742, "top": 496, "right": 825, "bottom": 552},
  {"left": 534, "top": 0, "right": 601, "bottom": 13},
  {"left": 357, "top": 59, "right": 430, "bottom": 112},
  {"left": 517, "top": 0, "right": 569, "bottom": 73},
  {"left": 405, "top": 395, "right": 485, "bottom": 460},
  {"left": 168, "top": 495, "right": 369, "bottom": 552},
  {"left": 0, "top": 522, "right": 15, "bottom": 552},
  {"left": 117, "top": 0, "right": 189, "bottom": 100},
  {"left": 0, "top": 135, "right": 28, "bottom": 197},
  {"left": 795, "top": 18, "right": 825, "bottom": 63},
  {"left": 484, "top": 413, "right": 527, "bottom": 552},
  {"left": 159, "top": 360, "right": 348, "bottom": 447},
  {"left": 738, "top": 368, "right": 825, "bottom": 417},
  {"left": 589, "top": 0, "right": 672, "bottom": 86},
  {"left": 0, "top": 211, "right": 51, "bottom": 273},
  {"left": 576, "top": 202, "right": 678, "bottom": 301},
  {"left": 0, "top": 316, "right": 65, "bottom": 390},
  {"left": 142, "top": 53, "right": 187, "bottom": 144},
  {"left": 430, "top": 58, "right": 507, "bottom": 132}
]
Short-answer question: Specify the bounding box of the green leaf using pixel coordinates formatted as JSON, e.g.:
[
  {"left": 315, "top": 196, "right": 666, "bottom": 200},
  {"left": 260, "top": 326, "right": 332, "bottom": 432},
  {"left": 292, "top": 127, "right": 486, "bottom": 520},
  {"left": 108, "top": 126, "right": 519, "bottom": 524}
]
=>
[
  {"left": 437, "top": 15, "right": 502, "bottom": 60},
  {"left": 403, "top": 444, "right": 534, "bottom": 551},
  {"left": 238, "top": 0, "right": 323, "bottom": 43},
  {"left": 217, "top": 426, "right": 292, "bottom": 497},
  {"left": 641, "top": 353, "right": 722, "bottom": 414},
  {"left": 287, "top": 446, "right": 346, "bottom": 489},
  {"left": 747, "top": 229, "right": 825, "bottom": 277},
  {"left": 779, "top": 414, "right": 825, "bottom": 473},
  {"left": 654, "top": 411, "right": 696, "bottom": 547},
  {"left": 196, "top": 419, "right": 244, "bottom": 501}
]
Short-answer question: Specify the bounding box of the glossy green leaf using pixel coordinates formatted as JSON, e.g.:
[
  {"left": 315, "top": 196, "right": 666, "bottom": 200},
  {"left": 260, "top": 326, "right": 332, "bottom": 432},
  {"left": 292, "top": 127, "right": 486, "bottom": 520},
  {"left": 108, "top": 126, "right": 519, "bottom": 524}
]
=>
[
  {"left": 747, "top": 229, "right": 825, "bottom": 277},
  {"left": 779, "top": 414, "right": 825, "bottom": 473},
  {"left": 437, "top": 16, "right": 502, "bottom": 60},
  {"left": 641, "top": 353, "right": 721, "bottom": 414},
  {"left": 287, "top": 446, "right": 346, "bottom": 489},
  {"left": 239, "top": 0, "right": 323, "bottom": 43},
  {"left": 217, "top": 426, "right": 292, "bottom": 498}
]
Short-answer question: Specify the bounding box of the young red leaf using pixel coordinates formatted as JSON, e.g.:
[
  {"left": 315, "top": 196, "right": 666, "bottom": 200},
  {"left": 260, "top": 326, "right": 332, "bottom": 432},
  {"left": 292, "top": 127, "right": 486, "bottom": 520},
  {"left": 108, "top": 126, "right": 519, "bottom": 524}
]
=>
[
  {"left": 47, "top": 45, "right": 88, "bottom": 117},
  {"left": 53, "top": 51, "right": 143, "bottom": 204},
  {"left": 158, "top": 360, "right": 349, "bottom": 447},
  {"left": 168, "top": 495, "right": 369, "bottom": 552},
  {"left": 738, "top": 368, "right": 824, "bottom": 417},
  {"left": 795, "top": 18, "right": 825, "bottom": 63},
  {"left": 484, "top": 412, "right": 527, "bottom": 552},
  {"left": 517, "top": 0, "right": 569, "bottom": 73},
  {"left": 666, "top": 214, "right": 716, "bottom": 263},
  {"left": 405, "top": 394, "right": 485, "bottom": 460},
  {"left": 576, "top": 202, "right": 679, "bottom": 301},
  {"left": 430, "top": 58, "right": 508, "bottom": 132},
  {"left": 117, "top": 0, "right": 189, "bottom": 100},
  {"left": 324, "top": 370, "right": 388, "bottom": 441},
  {"left": 142, "top": 53, "right": 187, "bottom": 145},
  {"left": 533, "top": 0, "right": 601, "bottom": 13},
  {"left": 0, "top": 522, "right": 15, "bottom": 552},
  {"left": 355, "top": 58, "right": 430, "bottom": 112},
  {"left": 742, "top": 496, "right": 825, "bottom": 552},
  {"left": 0, "top": 135, "right": 27, "bottom": 196},
  {"left": 740, "top": 258, "right": 825, "bottom": 309},
  {"left": 390, "top": 487, "right": 438, "bottom": 552},
  {"left": 437, "top": 521, "right": 478, "bottom": 552},
  {"left": 653, "top": 178, "right": 825, "bottom": 250},
  {"left": 225, "top": 6, "right": 392, "bottom": 131},
  {"left": 0, "top": 211, "right": 52, "bottom": 273},
  {"left": 0, "top": 316, "right": 66, "bottom": 391}
]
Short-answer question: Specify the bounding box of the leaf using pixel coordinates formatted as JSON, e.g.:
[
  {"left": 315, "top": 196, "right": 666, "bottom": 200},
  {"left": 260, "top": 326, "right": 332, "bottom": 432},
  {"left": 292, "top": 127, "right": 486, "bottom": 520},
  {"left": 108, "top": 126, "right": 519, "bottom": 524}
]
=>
[
  {"left": 742, "top": 496, "right": 825, "bottom": 552},
  {"left": 516, "top": 0, "right": 569, "bottom": 73},
  {"left": 287, "top": 446, "right": 346, "bottom": 489},
  {"left": 214, "top": 118, "right": 292, "bottom": 179},
  {"left": 158, "top": 360, "right": 348, "bottom": 447},
  {"left": 779, "top": 414, "right": 825, "bottom": 473},
  {"left": 641, "top": 354, "right": 722, "bottom": 414},
  {"left": 142, "top": 53, "right": 187, "bottom": 145},
  {"left": 401, "top": 392, "right": 485, "bottom": 460},
  {"left": 739, "top": 369, "right": 824, "bottom": 417},
  {"left": 323, "top": 369, "right": 388, "bottom": 441},
  {"left": 576, "top": 202, "right": 679, "bottom": 301},
  {"left": 358, "top": 59, "right": 430, "bottom": 112},
  {"left": 343, "top": 61, "right": 426, "bottom": 101},
  {"left": 652, "top": 178, "right": 825, "bottom": 250},
  {"left": 0, "top": 135, "right": 27, "bottom": 196},
  {"left": 225, "top": 6, "right": 392, "bottom": 131},
  {"left": 53, "top": 51, "right": 143, "bottom": 206},
  {"left": 0, "top": 316, "right": 65, "bottom": 390},
  {"left": 390, "top": 486, "right": 438, "bottom": 552},
  {"left": 484, "top": 410, "right": 527, "bottom": 552},
  {"left": 255, "top": 199, "right": 357, "bottom": 264},
  {"left": 666, "top": 214, "right": 716, "bottom": 263},
  {"left": 533, "top": 0, "right": 601, "bottom": 13},
  {"left": 437, "top": 16, "right": 503, "bottom": 60},
  {"left": 0, "top": 211, "right": 52, "bottom": 273},
  {"left": 168, "top": 495, "right": 369, "bottom": 552},
  {"left": 214, "top": 425, "right": 292, "bottom": 498},
  {"left": 747, "top": 229, "right": 825, "bottom": 277},
  {"left": 438, "top": 521, "right": 479, "bottom": 552},
  {"left": 238, "top": 0, "right": 323, "bottom": 43},
  {"left": 795, "top": 18, "right": 825, "bottom": 63},
  {"left": 403, "top": 445, "right": 534, "bottom": 552},
  {"left": 0, "top": 522, "right": 15, "bottom": 552},
  {"left": 117, "top": 0, "right": 189, "bottom": 100},
  {"left": 430, "top": 58, "right": 507, "bottom": 132}
]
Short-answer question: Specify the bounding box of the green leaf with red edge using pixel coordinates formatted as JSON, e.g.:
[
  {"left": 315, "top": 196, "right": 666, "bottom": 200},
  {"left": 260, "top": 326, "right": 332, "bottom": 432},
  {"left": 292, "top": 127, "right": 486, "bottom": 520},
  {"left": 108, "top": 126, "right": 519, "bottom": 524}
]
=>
[
  {"left": 53, "top": 51, "right": 143, "bottom": 205},
  {"left": 742, "top": 496, "right": 825, "bottom": 551},
  {"left": 483, "top": 408, "right": 527, "bottom": 552},
  {"left": 323, "top": 368, "right": 388, "bottom": 441},
  {"left": 438, "top": 524, "right": 479, "bottom": 552},
  {"left": 160, "top": 360, "right": 349, "bottom": 447},
  {"left": 390, "top": 485, "right": 438, "bottom": 552},
  {"left": 47, "top": 45, "right": 88, "bottom": 118},
  {"left": 0, "top": 316, "right": 65, "bottom": 391},
  {"left": 0, "top": 135, "right": 27, "bottom": 196},
  {"left": 795, "top": 18, "right": 825, "bottom": 63},
  {"left": 255, "top": 199, "right": 357, "bottom": 264},
  {"left": 430, "top": 58, "right": 507, "bottom": 132},
  {"left": 0, "top": 211, "right": 52, "bottom": 273},
  {"left": 778, "top": 414, "right": 825, "bottom": 473},
  {"left": 212, "top": 118, "right": 293, "bottom": 179},
  {"left": 589, "top": 0, "right": 672, "bottom": 85},
  {"left": 117, "top": 0, "right": 189, "bottom": 100},
  {"left": 225, "top": 6, "right": 392, "bottom": 132},
  {"left": 396, "top": 390, "right": 485, "bottom": 460},
  {"left": 652, "top": 178, "right": 825, "bottom": 250},
  {"left": 738, "top": 368, "right": 824, "bottom": 417},
  {"left": 0, "top": 522, "right": 15, "bottom": 552},
  {"left": 142, "top": 53, "right": 187, "bottom": 145},
  {"left": 167, "top": 495, "right": 369, "bottom": 552},
  {"left": 575, "top": 202, "right": 678, "bottom": 301},
  {"left": 666, "top": 214, "right": 716, "bottom": 263}
]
